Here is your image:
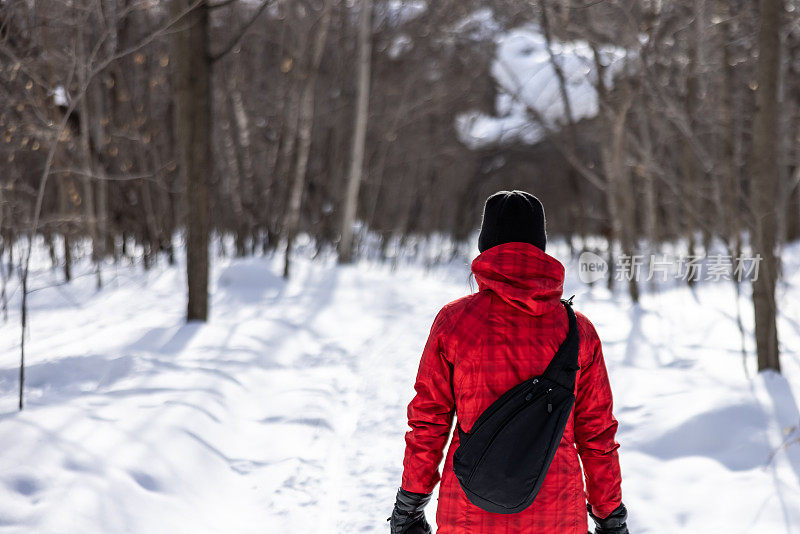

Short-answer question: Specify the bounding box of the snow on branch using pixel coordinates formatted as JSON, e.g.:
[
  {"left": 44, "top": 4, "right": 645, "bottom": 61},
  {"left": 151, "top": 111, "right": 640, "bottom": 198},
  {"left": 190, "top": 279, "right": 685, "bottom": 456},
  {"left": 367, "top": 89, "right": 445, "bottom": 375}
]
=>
[{"left": 457, "top": 24, "right": 628, "bottom": 149}]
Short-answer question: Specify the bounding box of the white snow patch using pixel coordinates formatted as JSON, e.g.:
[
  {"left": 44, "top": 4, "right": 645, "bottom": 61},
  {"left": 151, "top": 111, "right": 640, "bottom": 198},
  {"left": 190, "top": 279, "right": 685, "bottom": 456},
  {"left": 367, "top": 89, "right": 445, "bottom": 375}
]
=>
[
  {"left": 388, "top": 34, "right": 413, "bottom": 59},
  {"left": 375, "top": 0, "right": 427, "bottom": 26},
  {"left": 52, "top": 86, "right": 67, "bottom": 107},
  {"left": 450, "top": 7, "right": 502, "bottom": 42},
  {"left": 457, "top": 25, "right": 628, "bottom": 149}
]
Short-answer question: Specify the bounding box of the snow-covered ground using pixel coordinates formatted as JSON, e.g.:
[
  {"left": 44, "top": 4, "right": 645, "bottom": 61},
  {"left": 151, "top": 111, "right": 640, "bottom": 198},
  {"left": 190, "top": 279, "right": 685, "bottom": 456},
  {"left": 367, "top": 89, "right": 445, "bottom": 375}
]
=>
[{"left": 1, "top": 241, "right": 800, "bottom": 533}]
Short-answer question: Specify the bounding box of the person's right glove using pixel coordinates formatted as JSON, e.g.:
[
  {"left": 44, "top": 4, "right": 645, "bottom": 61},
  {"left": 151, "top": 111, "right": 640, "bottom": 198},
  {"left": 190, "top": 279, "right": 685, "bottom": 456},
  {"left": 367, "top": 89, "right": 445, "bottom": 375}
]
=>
[
  {"left": 588, "top": 503, "right": 629, "bottom": 534},
  {"left": 388, "top": 488, "right": 432, "bottom": 534}
]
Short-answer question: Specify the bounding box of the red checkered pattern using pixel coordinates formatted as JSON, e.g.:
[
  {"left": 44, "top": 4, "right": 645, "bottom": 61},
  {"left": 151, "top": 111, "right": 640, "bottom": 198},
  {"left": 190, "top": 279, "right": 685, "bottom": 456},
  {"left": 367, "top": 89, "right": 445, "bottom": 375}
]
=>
[{"left": 401, "top": 242, "right": 622, "bottom": 534}]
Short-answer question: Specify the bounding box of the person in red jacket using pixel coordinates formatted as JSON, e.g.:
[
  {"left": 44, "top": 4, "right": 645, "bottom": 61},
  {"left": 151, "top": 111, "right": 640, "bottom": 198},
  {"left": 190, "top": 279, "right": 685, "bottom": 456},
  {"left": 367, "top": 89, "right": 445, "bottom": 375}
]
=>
[{"left": 389, "top": 191, "right": 628, "bottom": 534}]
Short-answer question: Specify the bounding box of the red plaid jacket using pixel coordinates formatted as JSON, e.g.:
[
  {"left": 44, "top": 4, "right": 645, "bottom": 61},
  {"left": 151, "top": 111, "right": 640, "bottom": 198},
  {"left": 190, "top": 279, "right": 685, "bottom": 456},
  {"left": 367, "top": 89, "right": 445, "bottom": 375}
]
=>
[{"left": 401, "top": 242, "right": 622, "bottom": 533}]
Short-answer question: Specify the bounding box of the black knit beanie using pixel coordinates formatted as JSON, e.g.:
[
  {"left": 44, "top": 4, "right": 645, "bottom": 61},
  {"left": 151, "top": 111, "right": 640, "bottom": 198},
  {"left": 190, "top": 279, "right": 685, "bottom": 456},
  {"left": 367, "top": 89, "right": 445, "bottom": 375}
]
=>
[{"left": 478, "top": 190, "right": 547, "bottom": 253}]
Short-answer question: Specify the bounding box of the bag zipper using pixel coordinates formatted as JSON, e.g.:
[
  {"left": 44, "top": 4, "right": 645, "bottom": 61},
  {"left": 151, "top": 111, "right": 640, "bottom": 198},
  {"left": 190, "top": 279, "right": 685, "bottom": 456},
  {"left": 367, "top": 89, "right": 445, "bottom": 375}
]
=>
[{"left": 469, "top": 378, "right": 540, "bottom": 436}]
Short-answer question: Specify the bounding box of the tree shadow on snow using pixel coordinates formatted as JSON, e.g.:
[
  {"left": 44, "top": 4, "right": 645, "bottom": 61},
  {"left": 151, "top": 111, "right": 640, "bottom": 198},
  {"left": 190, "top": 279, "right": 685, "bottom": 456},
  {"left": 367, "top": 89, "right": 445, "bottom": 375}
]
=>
[
  {"left": 762, "top": 372, "right": 800, "bottom": 517},
  {"left": 0, "top": 354, "right": 135, "bottom": 409}
]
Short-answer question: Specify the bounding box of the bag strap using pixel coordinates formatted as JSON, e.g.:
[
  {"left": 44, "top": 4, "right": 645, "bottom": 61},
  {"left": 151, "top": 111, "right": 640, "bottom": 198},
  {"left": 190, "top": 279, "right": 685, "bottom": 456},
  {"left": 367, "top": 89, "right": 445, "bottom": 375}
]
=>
[
  {"left": 541, "top": 298, "right": 580, "bottom": 390},
  {"left": 457, "top": 298, "right": 580, "bottom": 442}
]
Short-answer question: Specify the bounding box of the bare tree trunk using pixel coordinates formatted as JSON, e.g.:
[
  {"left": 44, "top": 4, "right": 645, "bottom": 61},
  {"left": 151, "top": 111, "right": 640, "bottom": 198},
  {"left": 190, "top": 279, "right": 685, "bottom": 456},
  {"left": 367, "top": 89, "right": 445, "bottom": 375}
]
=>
[
  {"left": 594, "top": 46, "right": 637, "bottom": 301},
  {"left": 139, "top": 178, "right": 161, "bottom": 265},
  {"left": 0, "top": 202, "right": 7, "bottom": 322},
  {"left": 603, "top": 84, "right": 638, "bottom": 303},
  {"left": 283, "top": 0, "right": 333, "bottom": 278},
  {"left": 785, "top": 36, "right": 800, "bottom": 242},
  {"left": 230, "top": 86, "right": 256, "bottom": 254},
  {"left": 717, "top": 0, "right": 740, "bottom": 250},
  {"left": 171, "top": 0, "right": 211, "bottom": 321},
  {"left": 76, "top": 17, "right": 101, "bottom": 285},
  {"left": 681, "top": 3, "right": 704, "bottom": 275},
  {"left": 94, "top": 0, "right": 117, "bottom": 273},
  {"left": 221, "top": 91, "right": 247, "bottom": 255},
  {"left": 339, "top": 0, "right": 372, "bottom": 263},
  {"left": 633, "top": 89, "right": 658, "bottom": 248},
  {"left": 89, "top": 73, "right": 108, "bottom": 288},
  {"left": 750, "top": 0, "right": 783, "bottom": 373},
  {"left": 540, "top": 1, "right": 585, "bottom": 247},
  {"left": 19, "top": 235, "right": 28, "bottom": 410},
  {"left": 788, "top": 172, "right": 800, "bottom": 242},
  {"left": 269, "top": 86, "right": 300, "bottom": 242},
  {"left": 58, "top": 181, "right": 73, "bottom": 283}
]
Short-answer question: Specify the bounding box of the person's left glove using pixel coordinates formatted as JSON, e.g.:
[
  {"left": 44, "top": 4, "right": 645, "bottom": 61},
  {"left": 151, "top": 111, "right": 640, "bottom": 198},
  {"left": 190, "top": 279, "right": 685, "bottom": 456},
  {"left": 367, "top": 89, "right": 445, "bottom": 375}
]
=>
[
  {"left": 388, "top": 488, "right": 433, "bottom": 534},
  {"left": 588, "top": 503, "right": 629, "bottom": 534}
]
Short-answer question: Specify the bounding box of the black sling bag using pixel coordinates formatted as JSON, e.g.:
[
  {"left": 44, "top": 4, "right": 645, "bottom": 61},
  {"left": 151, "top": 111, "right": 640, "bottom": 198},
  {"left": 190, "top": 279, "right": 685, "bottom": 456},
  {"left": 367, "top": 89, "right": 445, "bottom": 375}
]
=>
[{"left": 452, "top": 299, "right": 580, "bottom": 514}]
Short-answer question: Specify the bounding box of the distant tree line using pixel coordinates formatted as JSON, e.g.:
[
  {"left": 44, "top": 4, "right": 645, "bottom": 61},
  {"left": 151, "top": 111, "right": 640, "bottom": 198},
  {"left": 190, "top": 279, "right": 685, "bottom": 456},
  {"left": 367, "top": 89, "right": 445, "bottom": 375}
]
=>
[{"left": 1, "top": 0, "right": 797, "bottom": 375}]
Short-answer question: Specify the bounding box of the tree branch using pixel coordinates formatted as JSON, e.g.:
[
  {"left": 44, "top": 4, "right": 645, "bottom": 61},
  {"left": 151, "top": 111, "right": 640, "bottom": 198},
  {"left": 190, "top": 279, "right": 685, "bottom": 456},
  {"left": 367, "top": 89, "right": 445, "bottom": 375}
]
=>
[
  {"left": 210, "top": 0, "right": 273, "bottom": 63},
  {"left": 209, "top": 0, "right": 238, "bottom": 9}
]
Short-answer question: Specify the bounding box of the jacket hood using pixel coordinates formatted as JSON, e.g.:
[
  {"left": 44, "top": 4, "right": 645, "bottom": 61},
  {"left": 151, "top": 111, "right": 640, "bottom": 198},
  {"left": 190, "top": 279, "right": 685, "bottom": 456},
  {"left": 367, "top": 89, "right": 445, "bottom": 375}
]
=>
[{"left": 471, "top": 242, "right": 564, "bottom": 316}]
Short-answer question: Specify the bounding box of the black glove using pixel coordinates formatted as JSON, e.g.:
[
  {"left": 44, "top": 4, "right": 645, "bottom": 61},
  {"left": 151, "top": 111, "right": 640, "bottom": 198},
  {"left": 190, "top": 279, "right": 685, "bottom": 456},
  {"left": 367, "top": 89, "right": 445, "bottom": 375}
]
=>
[
  {"left": 588, "top": 503, "right": 629, "bottom": 534},
  {"left": 388, "top": 488, "right": 433, "bottom": 534}
]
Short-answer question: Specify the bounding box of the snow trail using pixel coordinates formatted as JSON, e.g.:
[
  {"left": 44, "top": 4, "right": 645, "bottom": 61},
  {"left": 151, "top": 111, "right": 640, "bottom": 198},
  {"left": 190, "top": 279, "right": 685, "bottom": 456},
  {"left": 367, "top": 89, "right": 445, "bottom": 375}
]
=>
[{"left": 1, "top": 248, "right": 799, "bottom": 533}]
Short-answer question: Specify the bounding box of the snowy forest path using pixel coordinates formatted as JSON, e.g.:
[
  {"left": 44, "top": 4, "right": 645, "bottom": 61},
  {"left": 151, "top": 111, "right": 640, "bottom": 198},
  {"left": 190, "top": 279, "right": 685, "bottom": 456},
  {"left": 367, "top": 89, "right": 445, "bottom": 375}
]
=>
[{"left": 1, "top": 253, "right": 800, "bottom": 533}]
